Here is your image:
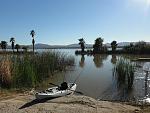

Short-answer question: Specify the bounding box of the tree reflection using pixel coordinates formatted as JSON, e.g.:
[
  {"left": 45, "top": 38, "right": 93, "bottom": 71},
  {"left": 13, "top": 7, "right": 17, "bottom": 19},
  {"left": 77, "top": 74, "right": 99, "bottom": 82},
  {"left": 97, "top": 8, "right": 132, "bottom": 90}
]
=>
[
  {"left": 111, "top": 55, "right": 117, "bottom": 64},
  {"left": 79, "top": 55, "right": 85, "bottom": 68},
  {"left": 93, "top": 54, "right": 108, "bottom": 68},
  {"left": 144, "top": 71, "right": 148, "bottom": 97}
]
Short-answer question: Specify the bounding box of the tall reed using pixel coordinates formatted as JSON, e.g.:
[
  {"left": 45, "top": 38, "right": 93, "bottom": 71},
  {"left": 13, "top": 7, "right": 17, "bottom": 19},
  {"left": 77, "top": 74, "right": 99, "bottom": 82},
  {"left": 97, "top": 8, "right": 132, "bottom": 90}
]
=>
[
  {"left": 0, "top": 51, "right": 75, "bottom": 88},
  {"left": 113, "top": 58, "right": 135, "bottom": 89}
]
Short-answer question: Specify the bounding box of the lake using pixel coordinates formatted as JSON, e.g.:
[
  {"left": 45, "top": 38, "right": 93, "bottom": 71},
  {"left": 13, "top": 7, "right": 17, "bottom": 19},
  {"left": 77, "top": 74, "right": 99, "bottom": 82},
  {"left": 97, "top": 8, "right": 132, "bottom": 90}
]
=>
[
  {"left": 1, "top": 49, "right": 150, "bottom": 102},
  {"left": 37, "top": 49, "right": 150, "bottom": 102}
]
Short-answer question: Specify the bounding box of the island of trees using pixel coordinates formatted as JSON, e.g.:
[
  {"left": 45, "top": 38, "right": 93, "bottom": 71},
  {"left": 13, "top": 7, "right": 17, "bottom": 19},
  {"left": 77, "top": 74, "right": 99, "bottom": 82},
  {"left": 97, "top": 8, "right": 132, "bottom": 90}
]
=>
[{"left": 76, "top": 37, "right": 150, "bottom": 55}]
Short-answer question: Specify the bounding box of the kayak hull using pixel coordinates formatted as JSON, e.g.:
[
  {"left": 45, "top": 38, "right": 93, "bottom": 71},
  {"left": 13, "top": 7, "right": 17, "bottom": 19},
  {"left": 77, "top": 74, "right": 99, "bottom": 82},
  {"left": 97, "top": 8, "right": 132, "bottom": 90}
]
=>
[{"left": 35, "top": 83, "right": 77, "bottom": 100}]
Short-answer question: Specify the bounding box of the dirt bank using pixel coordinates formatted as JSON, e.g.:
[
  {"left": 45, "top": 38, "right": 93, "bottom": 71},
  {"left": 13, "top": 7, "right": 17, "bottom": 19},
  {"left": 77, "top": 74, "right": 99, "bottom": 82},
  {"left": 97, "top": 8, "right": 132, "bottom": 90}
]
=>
[{"left": 0, "top": 93, "right": 143, "bottom": 113}]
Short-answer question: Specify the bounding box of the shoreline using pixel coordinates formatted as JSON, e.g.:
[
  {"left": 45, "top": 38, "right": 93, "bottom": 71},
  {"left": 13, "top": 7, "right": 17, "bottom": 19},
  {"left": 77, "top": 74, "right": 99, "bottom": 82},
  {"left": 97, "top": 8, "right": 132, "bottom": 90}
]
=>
[{"left": 0, "top": 93, "right": 146, "bottom": 113}]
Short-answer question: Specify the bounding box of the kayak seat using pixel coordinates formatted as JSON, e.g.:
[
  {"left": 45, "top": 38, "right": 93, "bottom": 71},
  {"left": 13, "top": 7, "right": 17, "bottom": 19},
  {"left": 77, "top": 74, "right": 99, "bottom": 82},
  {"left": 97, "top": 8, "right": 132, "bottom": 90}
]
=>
[{"left": 59, "top": 82, "right": 68, "bottom": 90}]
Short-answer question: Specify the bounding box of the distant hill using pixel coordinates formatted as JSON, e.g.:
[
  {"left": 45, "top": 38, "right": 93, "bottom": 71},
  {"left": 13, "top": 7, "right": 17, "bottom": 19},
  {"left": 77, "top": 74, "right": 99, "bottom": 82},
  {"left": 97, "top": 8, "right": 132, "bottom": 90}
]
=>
[
  {"left": 6, "top": 42, "right": 150, "bottom": 49},
  {"left": 31, "top": 42, "right": 131, "bottom": 49},
  {"left": 33, "top": 43, "right": 52, "bottom": 49},
  {"left": 105, "top": 42, "right": 131, "bottom": 47},
  {"left": 66, "top": 44, "right": 92, "bottom": 48}
]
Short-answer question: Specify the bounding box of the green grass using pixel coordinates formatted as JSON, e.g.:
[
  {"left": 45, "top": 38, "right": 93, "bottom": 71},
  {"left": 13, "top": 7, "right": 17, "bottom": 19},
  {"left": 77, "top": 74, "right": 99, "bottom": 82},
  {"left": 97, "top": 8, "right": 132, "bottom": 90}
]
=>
[
  {"left": 113, "top": 58, "right": 135, "bottom": 89},
  {"left": 0, "top": 51, "right": 75, "bottom": 89}
]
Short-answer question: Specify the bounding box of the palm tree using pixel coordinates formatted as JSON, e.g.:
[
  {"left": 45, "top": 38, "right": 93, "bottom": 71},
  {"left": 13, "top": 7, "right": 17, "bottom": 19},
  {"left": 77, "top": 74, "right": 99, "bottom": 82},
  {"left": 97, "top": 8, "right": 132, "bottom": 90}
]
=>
[
  {"left": 30, "top": 30, "right": 35, "bottom": 53},
  {"left": 15, "top": 44, "right": 20, "bottom": 53},
  {"left": 78, "top": 38, "right": 85, "bottom": 52},
  {"left": 111, "top": 41, "right": 117, "bottom": 53},
  {"left": 10, "top": 37, "right": 15, "bottom": 52},
  {"left": 93, "top": 37, "right": 103, "bottom": 53},
  {"left": 1, "top": 41, "right": 7, "bottom": 51}
]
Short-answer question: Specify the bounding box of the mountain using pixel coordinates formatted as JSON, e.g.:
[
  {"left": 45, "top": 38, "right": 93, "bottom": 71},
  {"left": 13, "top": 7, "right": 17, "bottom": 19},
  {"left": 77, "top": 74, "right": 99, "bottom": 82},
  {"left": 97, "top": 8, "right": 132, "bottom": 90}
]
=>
[
  {"left": 34, "top": 43, "right": 52, "bottom": 49},
  {"left": 6, "top": 42, "right": 150, "bottom": 49},
  {"left": 66, "top": 44, "right": 93, "bottom": 48}
]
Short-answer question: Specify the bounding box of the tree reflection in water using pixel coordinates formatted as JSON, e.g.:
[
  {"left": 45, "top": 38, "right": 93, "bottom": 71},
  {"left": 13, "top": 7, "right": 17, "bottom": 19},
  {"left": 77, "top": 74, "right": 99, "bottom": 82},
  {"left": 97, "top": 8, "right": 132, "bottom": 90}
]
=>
[
  {"left": 93, "top": 54, "right": 108, "bottom": 68},
  {"left": 79, "top": 54, "right": 85, "bottom": 68},
  {"left": 111, "top": 55, "right": 117, "bottom": 64},
  {"left": 144, "top": 71, "right": 149, "bottom": 98}
]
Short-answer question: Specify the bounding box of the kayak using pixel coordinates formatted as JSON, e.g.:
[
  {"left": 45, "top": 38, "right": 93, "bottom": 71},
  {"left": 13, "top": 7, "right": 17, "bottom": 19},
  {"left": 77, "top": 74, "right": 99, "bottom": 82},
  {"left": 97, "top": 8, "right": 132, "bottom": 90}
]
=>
[{"left": 35, "top": 83, "right": 77, "bottom": 100}]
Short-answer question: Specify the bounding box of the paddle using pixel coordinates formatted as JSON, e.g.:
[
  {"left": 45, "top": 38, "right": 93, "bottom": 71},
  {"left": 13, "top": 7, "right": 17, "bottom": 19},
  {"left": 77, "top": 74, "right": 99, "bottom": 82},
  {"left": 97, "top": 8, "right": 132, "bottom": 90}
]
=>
[
  {"left": 49, "top": 83, "right": 60, "bottom": 87},
  {"left": 49, "top": 83, "right": 83, "bottom": 95}
]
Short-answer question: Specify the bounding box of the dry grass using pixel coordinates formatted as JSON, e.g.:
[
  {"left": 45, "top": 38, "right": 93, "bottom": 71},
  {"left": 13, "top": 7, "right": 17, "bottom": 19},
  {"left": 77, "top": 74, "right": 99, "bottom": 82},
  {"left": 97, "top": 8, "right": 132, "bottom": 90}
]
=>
[{"left": 0, "top": 56, "right": 12, "bottom": 87}]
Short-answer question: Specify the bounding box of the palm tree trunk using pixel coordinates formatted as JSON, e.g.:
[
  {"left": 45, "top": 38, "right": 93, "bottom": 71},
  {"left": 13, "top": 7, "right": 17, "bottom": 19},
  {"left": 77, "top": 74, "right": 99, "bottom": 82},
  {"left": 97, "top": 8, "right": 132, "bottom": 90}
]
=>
[
  {"left": 32, "top": 39, "right": 35, "bottom": 53},
  {"left": 33, "top": 43, "right": 34, "bottom": 53}
]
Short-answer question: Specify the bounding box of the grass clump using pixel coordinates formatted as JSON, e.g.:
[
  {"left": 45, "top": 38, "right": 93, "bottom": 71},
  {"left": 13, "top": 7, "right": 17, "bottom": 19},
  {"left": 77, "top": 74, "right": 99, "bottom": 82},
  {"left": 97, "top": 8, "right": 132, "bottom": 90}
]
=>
[{"left": 113, "top": 58, "right": 135, "bottom": 89}]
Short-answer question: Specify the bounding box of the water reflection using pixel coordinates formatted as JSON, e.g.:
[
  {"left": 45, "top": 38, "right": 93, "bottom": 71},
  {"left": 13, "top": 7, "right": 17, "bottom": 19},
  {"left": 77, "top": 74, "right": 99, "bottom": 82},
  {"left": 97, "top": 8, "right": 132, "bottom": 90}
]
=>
[
  {"left": 111, "top": 55, "right": 117, "bottom": 64},
  {"left": 79, "top": 55, "right": 85, "bottom": 68},
  {"left": 93, "top": 54, "right": 108, "bottom": 68},
  {"left": 111, "top": 57, "right": 135, "bottom": 101},
  {"left": 1, "top": 49, "right": 150, "bottom": 103},
  {"left": 112, "top": 73, "right": 133, "bottom": 101},
  {"left": 144, "top": 71, "right": 149, "bottom": 97}
]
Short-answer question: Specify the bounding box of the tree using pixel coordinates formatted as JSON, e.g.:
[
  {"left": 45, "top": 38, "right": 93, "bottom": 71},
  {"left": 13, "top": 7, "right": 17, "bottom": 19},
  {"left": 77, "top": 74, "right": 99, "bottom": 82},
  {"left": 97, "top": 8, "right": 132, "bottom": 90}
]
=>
[
  {"left": 15, "top": 44, "right": 20, "bottom": 53},
  {"left": 1, "top": 41, "right": 7, "bottom": 51},
  {"left": 93, "top": 37, "right": 103, "bottom": 53},
  {"left": 111, "top": 41, "right": 117, "bottom": 53},
  {"left": 30, "top": 30, "right": 35, "bottom": 53},
  {"left": 78, "top": 38, "right": 85, "bottom": 52},
  {"left": 10, "top": 37, "right": 15, "bottom": 52},
  {"left": 135, "top": 41, "right": 146, "bottom": 48},
  {"left": 130, "top": 43, "right": 134, "bottom": 47},
  {"left": 123, "top": 41, "right": 148, "bottom": 54},
  {"left": 22, "top": 46, "right": 28, "bottom": 52}
]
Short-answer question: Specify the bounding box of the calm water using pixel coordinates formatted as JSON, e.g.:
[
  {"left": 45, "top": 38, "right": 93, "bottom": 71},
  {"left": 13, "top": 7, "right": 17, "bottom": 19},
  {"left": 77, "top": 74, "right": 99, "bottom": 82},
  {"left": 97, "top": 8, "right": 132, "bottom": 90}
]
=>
[
  {"left": 38, "top": 49, "right": 150, "bottom": 102},
  {"left": 1, "top": 49, "right": 150, "bottom": 102}
]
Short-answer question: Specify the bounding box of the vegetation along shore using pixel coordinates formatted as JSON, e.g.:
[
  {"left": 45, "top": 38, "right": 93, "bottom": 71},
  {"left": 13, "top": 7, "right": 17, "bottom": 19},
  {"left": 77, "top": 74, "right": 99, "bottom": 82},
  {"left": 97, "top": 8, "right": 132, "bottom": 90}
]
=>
[
  {"left": 0, "top": 51, "right": 74, "bottom": 89},
  {"left": 1, "top": 31, "right": 150, "bottom": 113},
  {"left": 76, "top": 38, "right": 150, "bottom": 55}
]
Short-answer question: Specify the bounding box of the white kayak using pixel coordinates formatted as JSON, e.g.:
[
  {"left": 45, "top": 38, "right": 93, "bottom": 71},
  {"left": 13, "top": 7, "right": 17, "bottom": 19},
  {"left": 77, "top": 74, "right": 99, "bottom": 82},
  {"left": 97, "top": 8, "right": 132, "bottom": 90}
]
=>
[{"left": 35, "top": 83, "right": 77, "bottom": 100}]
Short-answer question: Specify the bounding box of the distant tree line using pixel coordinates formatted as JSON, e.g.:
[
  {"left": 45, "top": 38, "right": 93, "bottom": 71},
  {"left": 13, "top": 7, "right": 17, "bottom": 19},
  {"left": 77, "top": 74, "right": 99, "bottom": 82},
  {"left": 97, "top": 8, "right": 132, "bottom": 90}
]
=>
[
  {"left": 123, "top": 41, "right": 150, "bottom": 54},
  {"left": 0, "top": 30, "right": 35, "bottom": 53},
  {"left": 77, "top": 37, "right": 150, "bottom": 54},
  {"left": 77, "top": 37, "right": 118, "bottom": 54}
]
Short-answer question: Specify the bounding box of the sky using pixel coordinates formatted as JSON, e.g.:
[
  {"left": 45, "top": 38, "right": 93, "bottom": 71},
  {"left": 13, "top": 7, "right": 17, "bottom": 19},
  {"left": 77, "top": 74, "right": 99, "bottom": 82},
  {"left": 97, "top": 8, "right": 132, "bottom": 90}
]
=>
[{"left": 0, "top": 0, "right": 150, "bottom": 45}]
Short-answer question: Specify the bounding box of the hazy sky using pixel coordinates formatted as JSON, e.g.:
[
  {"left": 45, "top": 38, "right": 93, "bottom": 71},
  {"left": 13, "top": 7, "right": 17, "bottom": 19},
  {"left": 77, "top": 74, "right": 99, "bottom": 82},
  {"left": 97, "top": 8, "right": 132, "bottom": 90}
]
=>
[{"left": 0, "top": 0, "right": 150, "bottom": 45}]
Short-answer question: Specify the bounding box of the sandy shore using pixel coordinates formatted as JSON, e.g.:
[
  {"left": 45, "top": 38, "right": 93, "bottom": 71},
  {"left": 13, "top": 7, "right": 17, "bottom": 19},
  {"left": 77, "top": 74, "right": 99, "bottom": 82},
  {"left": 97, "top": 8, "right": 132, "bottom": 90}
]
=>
[{"left": 0, "top": 93, "right": 144, "bottom": 113}]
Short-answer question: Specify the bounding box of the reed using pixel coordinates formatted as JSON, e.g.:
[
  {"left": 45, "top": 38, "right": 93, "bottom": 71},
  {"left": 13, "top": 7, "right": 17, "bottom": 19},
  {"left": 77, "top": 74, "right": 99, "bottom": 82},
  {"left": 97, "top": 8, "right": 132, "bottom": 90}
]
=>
[
  {"left": 113, "top": 58, "right": 135, "bottom": 89},
  {"left": 0, "top": 51, "right": 75, "bottom": 88},
  {"left": 0, "top": 56, "right": 12, "bottom": 88}
]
